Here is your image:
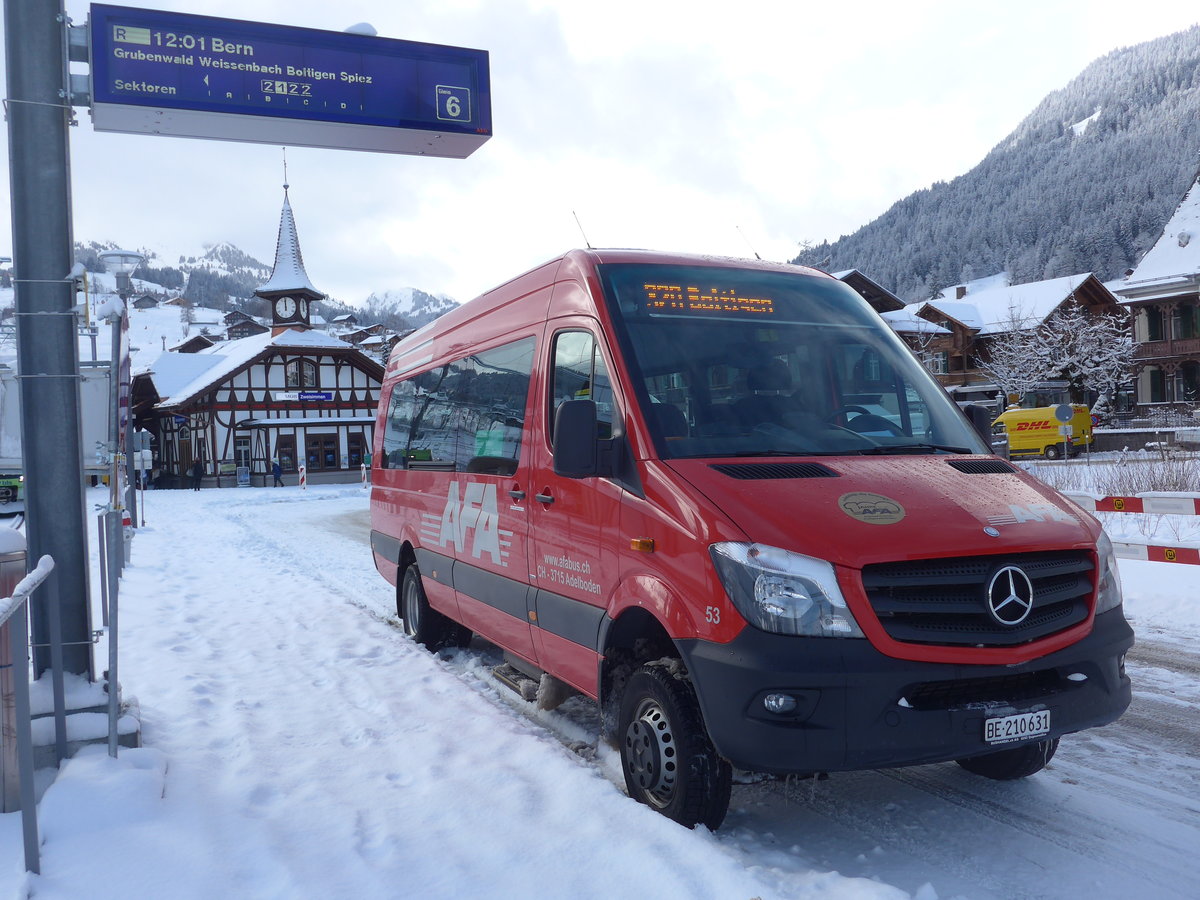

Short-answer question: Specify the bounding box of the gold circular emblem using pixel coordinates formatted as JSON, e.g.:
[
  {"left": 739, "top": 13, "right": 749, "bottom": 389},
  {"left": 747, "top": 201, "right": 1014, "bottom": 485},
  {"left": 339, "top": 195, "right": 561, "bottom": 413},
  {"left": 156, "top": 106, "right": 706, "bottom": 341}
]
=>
[{"left": 838, "top": 492, "right": 905, "bottom": 525}]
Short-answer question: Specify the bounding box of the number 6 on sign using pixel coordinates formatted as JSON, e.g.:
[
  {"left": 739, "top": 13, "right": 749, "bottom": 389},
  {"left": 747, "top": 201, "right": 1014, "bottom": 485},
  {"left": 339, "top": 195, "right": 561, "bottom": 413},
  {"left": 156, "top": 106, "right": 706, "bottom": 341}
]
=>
[{"left": 436, "top": 85, "right": 471, "bottom": 122}]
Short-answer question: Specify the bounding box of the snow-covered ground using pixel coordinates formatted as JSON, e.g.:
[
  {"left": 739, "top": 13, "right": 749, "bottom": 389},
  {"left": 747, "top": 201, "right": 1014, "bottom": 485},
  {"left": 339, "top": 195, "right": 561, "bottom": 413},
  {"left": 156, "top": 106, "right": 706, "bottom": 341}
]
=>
[{"left": 1, "top": 481, "right": 1197, "bottom": 899}]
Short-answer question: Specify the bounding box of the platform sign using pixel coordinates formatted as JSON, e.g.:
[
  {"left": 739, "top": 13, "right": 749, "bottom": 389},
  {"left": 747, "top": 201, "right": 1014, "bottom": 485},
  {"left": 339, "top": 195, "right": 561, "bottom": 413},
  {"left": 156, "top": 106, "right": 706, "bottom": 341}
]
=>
[{"left": 88, "top": 4, "right": 492, "bottom": 157}]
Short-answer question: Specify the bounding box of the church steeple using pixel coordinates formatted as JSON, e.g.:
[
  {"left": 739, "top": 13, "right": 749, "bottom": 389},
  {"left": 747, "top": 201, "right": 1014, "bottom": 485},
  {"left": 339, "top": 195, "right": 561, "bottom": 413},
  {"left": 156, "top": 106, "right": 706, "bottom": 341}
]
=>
[{"left": 255, "top": 184, "right": 325, "bottom": 335}]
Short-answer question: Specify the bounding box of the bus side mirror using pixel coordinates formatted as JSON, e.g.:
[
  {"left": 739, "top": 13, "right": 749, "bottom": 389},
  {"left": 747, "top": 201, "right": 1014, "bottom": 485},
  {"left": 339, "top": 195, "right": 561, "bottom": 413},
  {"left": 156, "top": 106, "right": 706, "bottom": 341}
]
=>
[{"left": 553, "top": 399, "right": 599, "bottom": 478}]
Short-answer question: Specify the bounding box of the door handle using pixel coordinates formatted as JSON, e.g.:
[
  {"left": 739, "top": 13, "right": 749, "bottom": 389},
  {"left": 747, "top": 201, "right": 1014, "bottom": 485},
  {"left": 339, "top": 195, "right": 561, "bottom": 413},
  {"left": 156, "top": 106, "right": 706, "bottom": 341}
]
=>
[
  {"left": 508, "top": 489, "right": 526, "bottom": 500},
  {"left": 535, "top": 492, "right": 554, "bottom": 504}
]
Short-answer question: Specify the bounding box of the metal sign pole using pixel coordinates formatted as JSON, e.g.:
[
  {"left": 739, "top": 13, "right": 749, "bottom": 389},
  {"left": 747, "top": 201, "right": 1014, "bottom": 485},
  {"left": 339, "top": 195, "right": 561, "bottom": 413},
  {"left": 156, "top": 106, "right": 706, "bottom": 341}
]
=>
[{"left": 4, "top": 0, "right": 95, "bottom": 679}]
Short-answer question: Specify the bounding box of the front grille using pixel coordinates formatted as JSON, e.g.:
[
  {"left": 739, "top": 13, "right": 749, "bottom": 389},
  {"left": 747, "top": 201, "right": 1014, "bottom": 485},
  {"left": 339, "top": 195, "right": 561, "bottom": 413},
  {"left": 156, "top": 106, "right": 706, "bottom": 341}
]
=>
[
  {"left": 861, "top": 551, "right": 1093, "bottom": 646},
  {"left": 0, "top": 487, "right": 15, "bottom": 503}
]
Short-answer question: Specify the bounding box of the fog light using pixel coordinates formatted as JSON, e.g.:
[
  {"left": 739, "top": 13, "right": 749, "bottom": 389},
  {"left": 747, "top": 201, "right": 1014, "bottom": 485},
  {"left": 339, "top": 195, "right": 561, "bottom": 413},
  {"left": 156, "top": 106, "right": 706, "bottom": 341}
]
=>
[{"left": 763, "top": 693, "right": 797, "bottom": 714}]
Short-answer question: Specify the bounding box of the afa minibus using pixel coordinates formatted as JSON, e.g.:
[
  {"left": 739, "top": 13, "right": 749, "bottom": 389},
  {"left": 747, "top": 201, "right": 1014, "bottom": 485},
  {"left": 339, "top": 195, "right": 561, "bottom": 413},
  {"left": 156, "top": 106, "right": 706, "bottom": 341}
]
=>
[{"left": 370, "top": 249, "right": 1132, "bottom": 829}]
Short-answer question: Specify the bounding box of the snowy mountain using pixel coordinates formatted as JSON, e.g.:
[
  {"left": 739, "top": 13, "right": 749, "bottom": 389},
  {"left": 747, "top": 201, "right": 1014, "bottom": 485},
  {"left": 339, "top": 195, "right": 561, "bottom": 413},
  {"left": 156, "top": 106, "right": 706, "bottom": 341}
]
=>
[
  {"left": 361, "top": 287, "right": 459, "bottom": 329},
  {"left": 793, "top": 25, "right": 1200, "bottom": 300},
  {"left": 72, "top": 240, "right": 459, "bottom": 328}
]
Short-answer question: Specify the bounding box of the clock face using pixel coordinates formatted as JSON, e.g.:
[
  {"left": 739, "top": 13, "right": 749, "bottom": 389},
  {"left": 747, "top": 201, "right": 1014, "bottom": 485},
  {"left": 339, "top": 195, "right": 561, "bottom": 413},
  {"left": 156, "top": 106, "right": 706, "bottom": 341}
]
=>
[
  {"left": 299, "top": 298, "right": 308, "bottom": 318},
  {"left": 276, "top": 296, "right": 297, "bottom": 319}
]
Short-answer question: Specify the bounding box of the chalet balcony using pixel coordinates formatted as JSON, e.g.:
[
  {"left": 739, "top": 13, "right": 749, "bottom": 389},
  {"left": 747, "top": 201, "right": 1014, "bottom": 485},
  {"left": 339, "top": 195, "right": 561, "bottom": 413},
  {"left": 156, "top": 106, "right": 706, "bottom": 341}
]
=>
[{"left": 1135, "top": 337, "right": 1200, "bottom": 360}]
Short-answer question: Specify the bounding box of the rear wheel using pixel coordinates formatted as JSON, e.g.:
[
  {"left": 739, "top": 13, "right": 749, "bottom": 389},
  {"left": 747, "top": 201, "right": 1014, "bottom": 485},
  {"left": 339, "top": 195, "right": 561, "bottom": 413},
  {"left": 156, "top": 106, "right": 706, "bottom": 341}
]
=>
[
  {"left": 956, "top": 737, "right": 1059, "bottom": 780},
  {"left": 618, "top": 663, "right": 731, "bottom": 830},
  {"left": 400, "top": 564, "right": 470, "bottom": 650},
  {"left": 1044, "top": 444, "right": 1061, "bottom": 460}
]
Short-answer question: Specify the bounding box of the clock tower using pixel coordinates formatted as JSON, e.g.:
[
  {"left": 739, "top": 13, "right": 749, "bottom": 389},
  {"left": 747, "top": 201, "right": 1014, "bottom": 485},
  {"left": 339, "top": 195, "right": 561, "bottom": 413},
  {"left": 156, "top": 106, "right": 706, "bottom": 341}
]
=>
[{"left": 255, "top": 184, "right": 324, "bottom": 336}]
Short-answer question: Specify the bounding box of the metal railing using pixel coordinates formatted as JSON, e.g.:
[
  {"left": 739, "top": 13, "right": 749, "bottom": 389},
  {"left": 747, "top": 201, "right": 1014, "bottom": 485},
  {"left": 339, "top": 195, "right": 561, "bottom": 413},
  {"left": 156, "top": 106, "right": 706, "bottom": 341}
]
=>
[{"left": 0, "top": 545, "right": 56, "bottom": 875}]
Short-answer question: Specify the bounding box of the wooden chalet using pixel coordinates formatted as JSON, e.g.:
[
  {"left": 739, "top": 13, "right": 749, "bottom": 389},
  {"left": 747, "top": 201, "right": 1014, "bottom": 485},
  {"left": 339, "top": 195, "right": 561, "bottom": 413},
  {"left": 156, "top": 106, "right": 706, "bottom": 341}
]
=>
[
  {"left": 132, "top": 187, "right": 383, "bottom": 487},
  {"left": 173, "top": 335, "right": 216, "bottom": 354},
  {"left": 227, "top": 318, "right": 270, "bottom": 341},
  {"left": 909, "top": 273, "right": 1124, "bottom": 389},
  {"left": 1113, "top": 174, "right": 1200, "bottom": 413}
]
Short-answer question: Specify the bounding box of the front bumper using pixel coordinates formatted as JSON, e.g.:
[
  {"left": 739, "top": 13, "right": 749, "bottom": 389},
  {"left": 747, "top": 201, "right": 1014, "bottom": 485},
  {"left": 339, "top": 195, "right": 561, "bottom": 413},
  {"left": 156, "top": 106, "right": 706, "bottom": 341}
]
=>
[{"left": 678, "top": 608, "right": 1133, "bottom": 774}]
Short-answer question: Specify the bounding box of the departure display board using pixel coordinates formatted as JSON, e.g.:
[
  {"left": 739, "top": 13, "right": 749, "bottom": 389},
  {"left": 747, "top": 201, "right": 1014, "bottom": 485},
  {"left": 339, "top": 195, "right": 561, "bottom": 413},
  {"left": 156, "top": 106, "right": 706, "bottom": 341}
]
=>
[
  {"left": 89, "top": 4, "right": 492, "bottom": 157},
  {"left": 641, "top": 282, "right": 777, "bottom": 317}
]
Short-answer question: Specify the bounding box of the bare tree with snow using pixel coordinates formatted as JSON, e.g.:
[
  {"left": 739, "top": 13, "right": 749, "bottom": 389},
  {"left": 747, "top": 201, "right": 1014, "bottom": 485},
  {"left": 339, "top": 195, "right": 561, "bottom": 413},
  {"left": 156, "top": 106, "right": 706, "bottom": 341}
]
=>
[
  {"left": 976, "top": 312, "right": 1049, "bottom": 405},
  {"left": 977, "top": 301, "right": 1134, "bottom": 418},
  {"left": 1038, "top": 302, "right": 1134, "bottom": 419}
]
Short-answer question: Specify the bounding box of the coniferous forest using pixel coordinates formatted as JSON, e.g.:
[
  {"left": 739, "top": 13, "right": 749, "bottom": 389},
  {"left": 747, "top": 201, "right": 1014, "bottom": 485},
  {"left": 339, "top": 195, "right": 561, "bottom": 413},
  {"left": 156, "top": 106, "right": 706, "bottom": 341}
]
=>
[{"left": 792, "top": 27, "right": 1200, "bottom": 300}]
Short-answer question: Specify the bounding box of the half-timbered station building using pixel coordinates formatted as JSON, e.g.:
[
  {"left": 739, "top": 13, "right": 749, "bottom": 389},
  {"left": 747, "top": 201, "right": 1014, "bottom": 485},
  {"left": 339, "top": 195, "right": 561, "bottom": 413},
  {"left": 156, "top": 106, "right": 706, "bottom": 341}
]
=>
[{"left": 132, "top": 189, "right": 383, "bottom": 487}]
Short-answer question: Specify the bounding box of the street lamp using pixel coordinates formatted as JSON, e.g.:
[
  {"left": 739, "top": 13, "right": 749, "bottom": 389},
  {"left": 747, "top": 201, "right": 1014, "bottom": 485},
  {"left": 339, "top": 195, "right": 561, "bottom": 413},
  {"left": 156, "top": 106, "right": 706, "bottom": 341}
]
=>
[
  {"left": 98, "top": 249, "right": 144, "bottom": 297},
  {"left": 98, "top": 250, "right": 144, "bottom": 536}
]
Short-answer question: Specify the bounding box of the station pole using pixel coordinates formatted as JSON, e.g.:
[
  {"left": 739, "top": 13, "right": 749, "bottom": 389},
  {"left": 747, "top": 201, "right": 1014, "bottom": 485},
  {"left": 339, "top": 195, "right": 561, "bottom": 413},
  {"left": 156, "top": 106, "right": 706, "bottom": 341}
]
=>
[{"left": 4, "top": 0, "right": 95, "bottom": 677}]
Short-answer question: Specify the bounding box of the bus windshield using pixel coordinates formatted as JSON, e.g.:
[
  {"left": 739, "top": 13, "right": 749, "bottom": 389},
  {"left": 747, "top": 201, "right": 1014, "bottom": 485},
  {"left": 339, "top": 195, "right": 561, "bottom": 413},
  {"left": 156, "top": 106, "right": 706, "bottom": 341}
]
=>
[{"left": 597, "top": 263, "right": 989, "bottom": 459}]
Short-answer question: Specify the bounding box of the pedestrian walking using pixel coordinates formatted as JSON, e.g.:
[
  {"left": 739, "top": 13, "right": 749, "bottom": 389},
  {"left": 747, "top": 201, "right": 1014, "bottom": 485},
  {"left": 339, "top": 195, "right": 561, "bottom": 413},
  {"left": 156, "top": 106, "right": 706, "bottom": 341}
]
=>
[
  {"left": 272, "top": 458, "right": 283, "bottom": 487},
  {"left": 190, "top": 458, "right": 204, "bottom": 491}
]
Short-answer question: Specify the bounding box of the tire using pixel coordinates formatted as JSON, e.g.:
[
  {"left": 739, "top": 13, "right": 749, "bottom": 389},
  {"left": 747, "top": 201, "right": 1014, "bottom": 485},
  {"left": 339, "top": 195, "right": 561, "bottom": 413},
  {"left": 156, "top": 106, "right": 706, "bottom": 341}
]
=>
[
  {"left": 1044, "top": 444, "right": 1061, "bottom": 460},
  {"left": 956, "top": 737, "right": 1059, "bottom": 780},
  {"left": 400, "top": 564, "right": 470, "bottom": 651},
  {"left": 618, "top": 664, "right": 731, "bottom": 830}
]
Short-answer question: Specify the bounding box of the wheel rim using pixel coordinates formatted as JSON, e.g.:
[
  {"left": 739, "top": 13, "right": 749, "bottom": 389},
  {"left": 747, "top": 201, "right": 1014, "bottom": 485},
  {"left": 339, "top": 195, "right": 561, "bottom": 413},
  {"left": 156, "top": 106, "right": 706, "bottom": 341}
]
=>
[
  {"left": 624, "top": 697, "right": 678, "bottom": 808},
  {"left": 402, "top": 577, "right": 420, "bottom": 638}
]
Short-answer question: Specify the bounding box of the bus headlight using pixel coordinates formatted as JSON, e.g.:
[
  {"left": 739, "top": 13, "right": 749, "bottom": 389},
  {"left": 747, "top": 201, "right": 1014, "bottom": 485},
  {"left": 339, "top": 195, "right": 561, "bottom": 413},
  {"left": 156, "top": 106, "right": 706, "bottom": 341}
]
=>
[
  {"left": 710, "top": 543, "right": 864, "bottom": 637},
  {"left": 1096, "top": 531, "right": 1124, "bottom": 614}
]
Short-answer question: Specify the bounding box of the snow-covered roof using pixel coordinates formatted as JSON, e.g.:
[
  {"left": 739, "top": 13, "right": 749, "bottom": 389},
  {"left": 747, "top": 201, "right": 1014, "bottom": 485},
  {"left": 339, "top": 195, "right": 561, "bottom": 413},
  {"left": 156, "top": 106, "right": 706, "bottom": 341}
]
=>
[
  {"left": 256, "top": 190, "right": 323, "bottom": 297},
  {"left": 921, "top": 300, "right": 984, "bottom": 331},
  {"left": 935, "top": 271, "right": 1010, "bottom": 298},
  {"left": 143, "top": 328, "right": 353, "bottom": 407},
  {"left": 1122, "top": 175, "right": 1200, "bottom": 291},
  {"left": 141, "top": 351, "right": 226, "bottom": 402},
  {"left": 922, "top": 273, "right": 1092, "bottom": 334},
  {"left": 879, "top": 308, "right": 950, "bottom": 334}
]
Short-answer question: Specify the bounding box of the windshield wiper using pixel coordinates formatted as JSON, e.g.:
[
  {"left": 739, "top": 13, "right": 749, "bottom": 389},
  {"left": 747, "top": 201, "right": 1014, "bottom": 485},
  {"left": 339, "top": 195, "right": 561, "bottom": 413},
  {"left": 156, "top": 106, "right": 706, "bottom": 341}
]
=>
[{"left": 853, "top": 442, "right": 973, "bottom": 455}]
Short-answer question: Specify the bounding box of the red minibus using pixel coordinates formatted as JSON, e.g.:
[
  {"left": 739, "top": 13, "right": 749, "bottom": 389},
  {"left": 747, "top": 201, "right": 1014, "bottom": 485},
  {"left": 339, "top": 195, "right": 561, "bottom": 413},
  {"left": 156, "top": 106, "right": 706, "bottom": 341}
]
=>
[{"left": 370, "top": 249, "right": 1132, "bottom": 829}]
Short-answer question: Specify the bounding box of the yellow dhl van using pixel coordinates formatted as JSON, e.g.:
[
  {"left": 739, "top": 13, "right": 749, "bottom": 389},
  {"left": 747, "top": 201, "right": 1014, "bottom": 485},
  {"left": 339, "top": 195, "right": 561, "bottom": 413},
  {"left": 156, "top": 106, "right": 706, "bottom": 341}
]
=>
[{"left": 993, "top": 405, "right": 1093, "bottom": 459}]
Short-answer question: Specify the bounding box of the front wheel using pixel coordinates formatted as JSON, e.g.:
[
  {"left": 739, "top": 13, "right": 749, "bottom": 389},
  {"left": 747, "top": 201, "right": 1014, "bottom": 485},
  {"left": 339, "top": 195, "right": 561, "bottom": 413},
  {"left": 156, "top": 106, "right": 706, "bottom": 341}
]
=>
[
  {"left": 400, "top": 564, "right": 470, "bottom": 651},
  {"left": 955, "top": 737, "right": 1059, "bottom": 780},
  {"left": 618, "top": 664, "right": 731, "bottom": 830}
]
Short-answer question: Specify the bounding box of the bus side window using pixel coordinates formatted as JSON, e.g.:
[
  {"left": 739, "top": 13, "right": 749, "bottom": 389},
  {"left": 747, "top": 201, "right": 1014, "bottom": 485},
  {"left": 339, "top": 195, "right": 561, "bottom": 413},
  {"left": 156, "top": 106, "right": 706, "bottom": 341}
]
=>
[{"left": 550, "top": 331, "right": 615, "bottom": 440}]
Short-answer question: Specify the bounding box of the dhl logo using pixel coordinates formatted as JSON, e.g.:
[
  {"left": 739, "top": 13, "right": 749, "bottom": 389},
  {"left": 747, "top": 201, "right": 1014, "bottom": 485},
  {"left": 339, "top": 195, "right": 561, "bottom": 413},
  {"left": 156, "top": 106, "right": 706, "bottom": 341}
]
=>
[{"left": 1013, "top": 421, "right": 1054, "bottom": 431}]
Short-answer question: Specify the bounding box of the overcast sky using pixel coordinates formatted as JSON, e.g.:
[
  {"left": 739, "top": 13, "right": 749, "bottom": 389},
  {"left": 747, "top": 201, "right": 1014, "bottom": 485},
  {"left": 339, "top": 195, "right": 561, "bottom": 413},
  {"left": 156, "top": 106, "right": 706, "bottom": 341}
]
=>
[{"left": 3, "top": 1, "right": 1199, "bottom": 305}]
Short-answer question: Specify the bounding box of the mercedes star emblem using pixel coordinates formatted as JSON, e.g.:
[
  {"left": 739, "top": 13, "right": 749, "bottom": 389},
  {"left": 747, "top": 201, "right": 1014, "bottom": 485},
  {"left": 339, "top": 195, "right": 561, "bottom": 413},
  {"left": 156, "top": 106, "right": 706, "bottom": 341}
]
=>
[{"left": 986, "top": 566, "right": 1035, "bottom": 626}]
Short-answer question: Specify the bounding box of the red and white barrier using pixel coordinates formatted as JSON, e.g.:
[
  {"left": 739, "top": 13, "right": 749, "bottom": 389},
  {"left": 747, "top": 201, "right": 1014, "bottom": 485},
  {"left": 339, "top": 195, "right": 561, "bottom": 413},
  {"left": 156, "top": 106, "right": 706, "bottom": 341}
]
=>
[
  {"left": 1064, "top": 492, "right": 1200, "bottom": 565},
  {"left": 1065, "top": 492, "right": 1200, "bottom": 516},
  {"left": 1110, "top": 542, "right": 1200, "bottom": 565},
  {"left": 299, "top": 465, "right": 307, "bottom": 490}
]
